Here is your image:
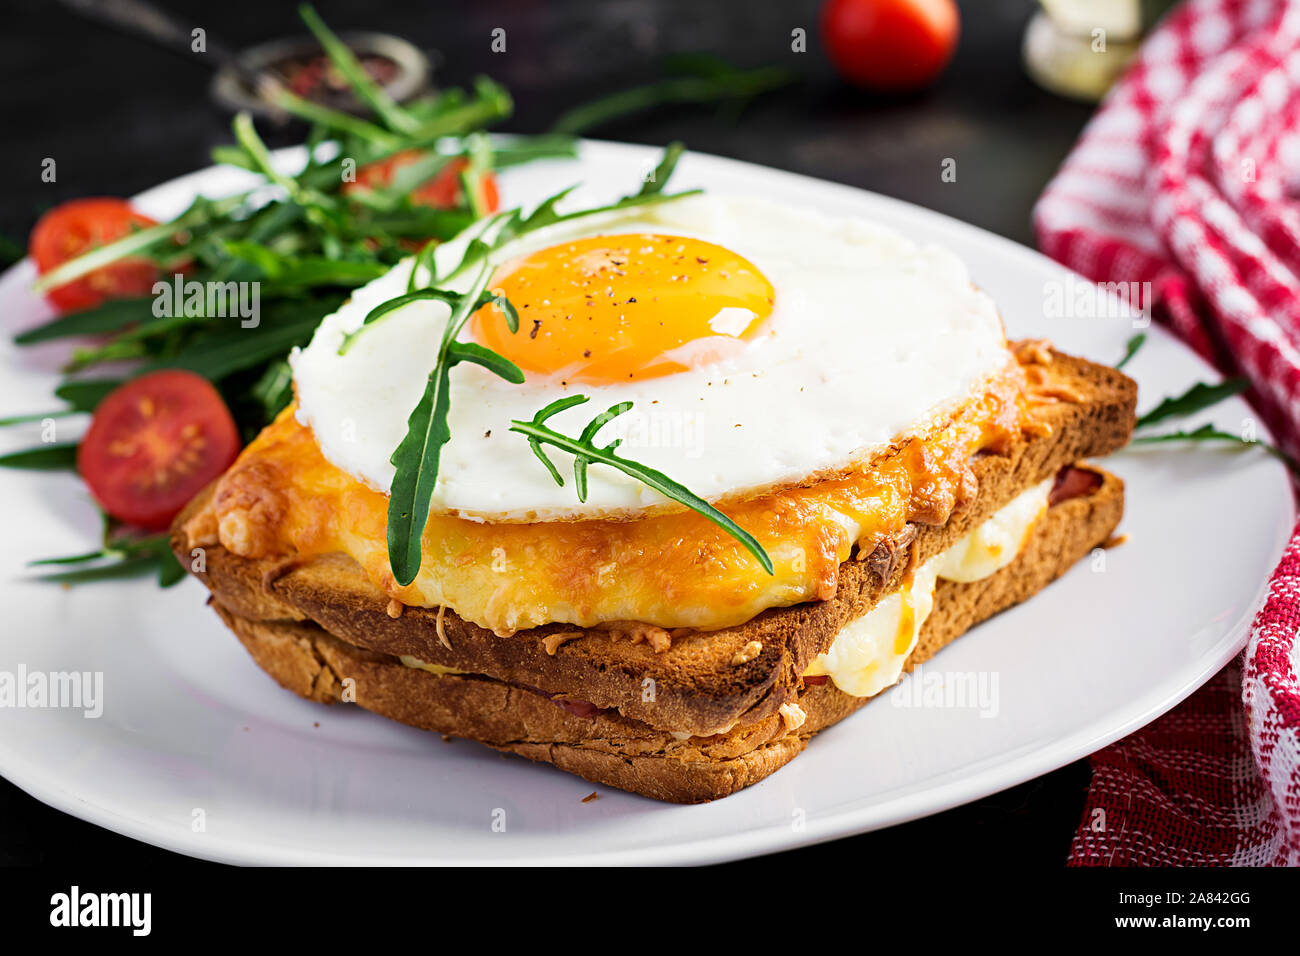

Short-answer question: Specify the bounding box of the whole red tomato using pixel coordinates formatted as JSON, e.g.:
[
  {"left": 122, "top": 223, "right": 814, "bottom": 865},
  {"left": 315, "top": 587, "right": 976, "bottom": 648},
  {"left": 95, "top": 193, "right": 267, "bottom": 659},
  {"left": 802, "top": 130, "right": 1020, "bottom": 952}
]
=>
[{"left": 821, "top": 0, "right": 960, "bottom": 92}]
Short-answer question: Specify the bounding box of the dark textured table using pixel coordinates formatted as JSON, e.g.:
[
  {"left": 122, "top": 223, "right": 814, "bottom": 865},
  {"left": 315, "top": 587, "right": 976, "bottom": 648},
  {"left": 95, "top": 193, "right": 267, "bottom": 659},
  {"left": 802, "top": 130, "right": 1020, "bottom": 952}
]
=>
[{"left": 1, "top": 0, "right": 1096, "bottom": 868}]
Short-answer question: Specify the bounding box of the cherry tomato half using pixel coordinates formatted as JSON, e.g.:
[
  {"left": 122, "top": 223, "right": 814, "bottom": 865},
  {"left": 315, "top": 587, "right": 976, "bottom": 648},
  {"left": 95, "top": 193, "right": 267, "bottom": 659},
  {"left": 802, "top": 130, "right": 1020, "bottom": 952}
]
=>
[
  {"left": 343, "top": 153, "right": 500, "bottom": 212},
  {"left": 29, "top": 198, "right": 162, "bottom": 313},
  {"left": 821, "top": 0, "right": 960, "bottom": 92},
  {"left": 77, "top": 370, "right": 241, "bottom": 530}
]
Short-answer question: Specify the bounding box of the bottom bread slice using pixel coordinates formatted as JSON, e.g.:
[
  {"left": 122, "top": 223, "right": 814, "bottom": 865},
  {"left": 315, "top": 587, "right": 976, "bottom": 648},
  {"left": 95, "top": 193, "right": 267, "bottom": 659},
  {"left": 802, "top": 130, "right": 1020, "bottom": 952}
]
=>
[{"left": 209, "top": 466, "right": 1124, "bottom": 803}]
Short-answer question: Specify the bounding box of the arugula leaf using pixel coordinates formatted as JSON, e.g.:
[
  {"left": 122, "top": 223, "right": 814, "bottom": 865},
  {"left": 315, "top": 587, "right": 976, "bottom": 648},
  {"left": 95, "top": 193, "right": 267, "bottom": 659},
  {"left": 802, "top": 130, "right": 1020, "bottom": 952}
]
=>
[
  {"left": 572, "top": 400, "right": 633, "bottom": 500},
  {"left": 1116, "top": 333, "right": 1145, "bottom": 370},
  {"left": 406, "top": 239, "right": 441, "bottom": 293},
  {"left": 53, "top": 294, "right": 338, "bottom": 384},
  {"left": 268, "top": 87, "right": 402, "bottom": 149},
  {"left": 30, "top": 546, "right": 185, "bottom": 587},
  {"left": 140, "top": 299, "right": 338, "bottom": 381},
  {"left": 551, "top": 63, "right": 796, "bottom": 135},
  {"left": 29, "top": 528, "right": 185, "bottom": 587},
  {"left": 55, "top": 380, "right": 121, "bottom": 413},
  {"left": 155, "top": 547, "right": 187, "bottom": 587},
  {"left": 0, "top": 409, "right": 77, "bottom": 427},
  {"left": 298, "top": 4, "right": 420, "bottom": 135},
  {"left": 338, "top": 288, "right": 462, "bottom": 355},
  {"left": 1135, "top": 379, "right": 1249, "bottom": 429},
  {"left": 65, "top": 340, "right": 149, "bottom": 371},
  {"left": 487, "top": 294, "right": 518, "bottom": 333},
  {"left": 544, "top": 183, "right": 702, "bottom": 232},
  {"left": 491, "top": 135, "right": 579, "bottom": 169},
  {"left": 33, "top": 555, "right": 162, "bottom": 584},
  {"left": 636, "top": 141, "right": 685, "bottom": 197},
  {"left": 29, "top": 549, "right": 114, "bottom": 567},
  {"left": 1132, "top": 423, "right": 1299, "bottom": 475},
  {"left": 252, "top": 360, "right": 295, "bottom": 419},
  {"left": 521, "top": 396, "right": 587, "bottom": 486},
  {"left": 388, "top": 153, "right": 453, "bottom": 198},
  {"left": 0, "top": 443, "right": 78, "bottom": 470},
  {"left": 386, "top": 363, "right": 453, "bottom": 587},
  {"left": 349, "top": 206, "right": 474, "bottom": 243},
  {"left": 510, "top": 185, "right": 579, "bottom": 235},
  {"left": 221, "top": 241, "right": 389, "bottom": 290},
  {"left": 446, "top": 340, "right": 524, "bottom": 383},
  {"left": 407, "top": 77, "right": 513, "bottom": 144},
  {"left": 386, "top": 263, "right": 501, "bottom": 586},
  {"left": 233, "top": 113, "right": 342, "bottom": 237},
  {"left": 459, "top": 132, "right": 495, "bottom": 220},
  {"left": 15, "top": 297, "right": 157, "bottom": 345},
  {"left": 510, "top": 397, "right": 774, "bottom": 574},
  {"left": 210, "top": 144, "right": 262, "bottom": 173}
]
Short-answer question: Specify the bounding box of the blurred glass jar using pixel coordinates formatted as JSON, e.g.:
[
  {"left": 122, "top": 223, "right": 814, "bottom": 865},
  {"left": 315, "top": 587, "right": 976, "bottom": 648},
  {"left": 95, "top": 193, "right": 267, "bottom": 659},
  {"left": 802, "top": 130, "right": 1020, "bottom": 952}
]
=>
[{"left": 1023, "top": 0, "right": 1178, "bottom": 101}]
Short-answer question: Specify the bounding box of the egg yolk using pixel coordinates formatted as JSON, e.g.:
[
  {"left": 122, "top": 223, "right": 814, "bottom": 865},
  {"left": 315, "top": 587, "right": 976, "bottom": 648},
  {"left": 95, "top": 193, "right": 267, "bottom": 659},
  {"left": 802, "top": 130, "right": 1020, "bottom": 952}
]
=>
[{"left": 470, "top": 234, "right": 774, "bottom": 384}]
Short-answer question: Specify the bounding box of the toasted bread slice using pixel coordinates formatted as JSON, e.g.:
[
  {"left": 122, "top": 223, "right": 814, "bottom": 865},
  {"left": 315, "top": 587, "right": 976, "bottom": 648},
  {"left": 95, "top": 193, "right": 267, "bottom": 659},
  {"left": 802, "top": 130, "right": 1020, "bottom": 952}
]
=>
[
  {"left": 171, "top": 348, "right": 1136, "bottom": 737},
  {"left": 207, "top": 465, "right": 1124, "bottom": 802}
]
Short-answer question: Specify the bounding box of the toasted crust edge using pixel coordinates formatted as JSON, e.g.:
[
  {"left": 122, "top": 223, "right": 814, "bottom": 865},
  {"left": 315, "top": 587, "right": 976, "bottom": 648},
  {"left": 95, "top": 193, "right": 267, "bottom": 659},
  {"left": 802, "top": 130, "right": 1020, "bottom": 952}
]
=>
[{"left": 207, "top": 466, "right": 1124, "bottom": 803}]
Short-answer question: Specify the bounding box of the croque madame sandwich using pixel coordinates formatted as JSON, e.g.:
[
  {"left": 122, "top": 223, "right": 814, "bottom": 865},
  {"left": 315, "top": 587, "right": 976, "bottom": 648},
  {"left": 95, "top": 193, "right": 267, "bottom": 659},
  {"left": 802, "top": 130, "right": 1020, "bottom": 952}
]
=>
[{"left": 172, "top": 160, "right": 1137, "bottom": 803}]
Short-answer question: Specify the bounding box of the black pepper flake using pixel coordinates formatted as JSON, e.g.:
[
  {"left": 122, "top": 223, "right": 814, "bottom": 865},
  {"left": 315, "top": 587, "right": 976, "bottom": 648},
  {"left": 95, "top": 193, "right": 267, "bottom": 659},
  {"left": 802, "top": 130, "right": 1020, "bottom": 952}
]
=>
[
  {"left": 627, "top": 297, "right": 637, "bottom": 303},
  {"left": 530, "top": 319, "right": 542, "bottom": 339},
  {"left": 583, "top": 349, "right": 592, "bottom": 358}
]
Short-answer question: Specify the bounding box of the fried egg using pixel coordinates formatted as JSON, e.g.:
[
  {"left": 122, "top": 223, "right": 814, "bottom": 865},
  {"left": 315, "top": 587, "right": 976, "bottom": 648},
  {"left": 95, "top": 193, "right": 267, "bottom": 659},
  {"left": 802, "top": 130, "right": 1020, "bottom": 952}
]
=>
[{"left": 291, "top": 193, "right": 1009, "bottom": 520}]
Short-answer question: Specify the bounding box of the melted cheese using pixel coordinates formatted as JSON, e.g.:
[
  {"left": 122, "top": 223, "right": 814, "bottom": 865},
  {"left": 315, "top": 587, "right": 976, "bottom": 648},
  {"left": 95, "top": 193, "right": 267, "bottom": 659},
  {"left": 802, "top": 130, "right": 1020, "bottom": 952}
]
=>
[
  {"left": 398, "top": 656, "right": 465, "bottom": 677},
  {"left": 805, "top": 558, "right": 940, "bottom": 698},
  {"left": 932, "top": 478, "right": 1051, "bottom": 582},
  {"left": 805, "top": 477, "right": 1051, "bottom": 697},
  {"left": 192, "top": 368, "right": 1029, "bottom": 635}
]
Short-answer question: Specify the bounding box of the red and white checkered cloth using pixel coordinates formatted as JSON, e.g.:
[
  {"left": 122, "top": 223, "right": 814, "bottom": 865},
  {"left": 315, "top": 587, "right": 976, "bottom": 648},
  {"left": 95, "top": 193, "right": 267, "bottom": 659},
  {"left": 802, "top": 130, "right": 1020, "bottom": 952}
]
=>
[{"left": 1034, "top": 0, "right": 1300, "bottom": 866}]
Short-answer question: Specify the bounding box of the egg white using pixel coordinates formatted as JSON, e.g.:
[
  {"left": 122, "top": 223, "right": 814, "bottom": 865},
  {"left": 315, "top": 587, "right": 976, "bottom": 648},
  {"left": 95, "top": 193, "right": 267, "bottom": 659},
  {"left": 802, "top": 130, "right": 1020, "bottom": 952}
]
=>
[{"left": 290, "top": 193, "right": 1009, "bottom": 520}]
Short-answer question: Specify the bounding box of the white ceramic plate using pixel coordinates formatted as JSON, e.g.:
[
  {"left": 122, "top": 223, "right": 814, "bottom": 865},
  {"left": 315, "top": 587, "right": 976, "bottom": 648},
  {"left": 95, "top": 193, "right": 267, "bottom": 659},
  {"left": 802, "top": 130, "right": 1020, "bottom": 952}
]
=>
[{"left": 0, "top": 142, "right": 1291, "bottom": 865}]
